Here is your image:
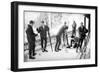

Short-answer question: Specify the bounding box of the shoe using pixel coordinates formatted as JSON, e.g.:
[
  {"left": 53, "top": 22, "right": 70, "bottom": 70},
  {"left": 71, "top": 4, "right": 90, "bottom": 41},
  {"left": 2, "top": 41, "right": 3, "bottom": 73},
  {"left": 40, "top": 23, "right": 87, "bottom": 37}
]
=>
[
  {"left": 29, "top": 56, "right": 35, "bottom": 59},
  {"left": 55, "top": 50, "right": 59, "bottom": 52},
  {"left": 44, "top": 49, "right": 48, "bottom": 52},
  {"left": 42, "top": 50, "right": 45, "bottom": 52},
  {"left": 67, "top": 46, "right": 71, "bottom": 48},
  {"left": 58, "top": 48, "right": 61, "bottom": 51},
  {"left": 33, "top": 53, "right": 37, "bottom": 56}
]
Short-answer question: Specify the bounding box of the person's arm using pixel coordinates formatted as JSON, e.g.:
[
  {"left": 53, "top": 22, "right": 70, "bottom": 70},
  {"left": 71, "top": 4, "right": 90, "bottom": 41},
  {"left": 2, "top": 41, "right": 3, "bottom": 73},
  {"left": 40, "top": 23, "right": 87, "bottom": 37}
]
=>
[
  {"left": 45, "top": 25, "right": 50, "bottom": 37},
  {"left": 65, "top": 26, "right": 68, "bottom": 30},
  {"left": 47, "top": 26, "right": 50, "bottom": 35},
  {"left": 26, "top": 26, "right": 29, "bottom": 35},
  {"left": 30, "top": 27, "right": 37, "bottom": 37},
  {"left": 46, "top": 25, "right": 49, "bottom": 31},
  {"left": 78, "top": 27, "right": 81, "bottom": 35},
  {"left": 34, "top": 33, "right": 38, "bottom": 36},
  {"left": 37, "top": 27, "right": 41, "bottom": 33},
  {"left": 84, "top": 27, "right": 88, "bottom": 33},
  {"left": 26, "top": 29, "right": 28, "bottom": 35}
]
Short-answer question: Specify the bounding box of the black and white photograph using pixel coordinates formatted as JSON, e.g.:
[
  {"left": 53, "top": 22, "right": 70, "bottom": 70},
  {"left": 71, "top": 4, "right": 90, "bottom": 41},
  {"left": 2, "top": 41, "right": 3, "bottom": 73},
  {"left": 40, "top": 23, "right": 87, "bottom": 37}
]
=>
[
  {"left": 24, "top": 11, "right": 90, "bottom": 62},
  {"left": 11, "top": 1, "right": 97, "bottom": 71}
]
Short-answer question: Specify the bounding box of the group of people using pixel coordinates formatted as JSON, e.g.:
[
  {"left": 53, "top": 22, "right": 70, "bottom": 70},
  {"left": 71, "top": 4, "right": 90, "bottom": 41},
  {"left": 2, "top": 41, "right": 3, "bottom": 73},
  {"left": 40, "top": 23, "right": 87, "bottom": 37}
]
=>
[
  {"left": 26, "top": 20, "right": 88, "bottom": 59},
  {"left": 68, "top": 21, "right": 88, "bottom": 53},
  {"left": 26, "top": 20, "right": 50, "bottom": 59}
]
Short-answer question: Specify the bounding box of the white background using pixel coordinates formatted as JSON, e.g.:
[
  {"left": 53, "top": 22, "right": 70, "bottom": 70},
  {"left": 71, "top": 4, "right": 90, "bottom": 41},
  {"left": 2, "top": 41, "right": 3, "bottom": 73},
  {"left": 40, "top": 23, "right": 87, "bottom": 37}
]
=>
[{"left": 0, "top": 0, "right": 99, "bottom": 73}]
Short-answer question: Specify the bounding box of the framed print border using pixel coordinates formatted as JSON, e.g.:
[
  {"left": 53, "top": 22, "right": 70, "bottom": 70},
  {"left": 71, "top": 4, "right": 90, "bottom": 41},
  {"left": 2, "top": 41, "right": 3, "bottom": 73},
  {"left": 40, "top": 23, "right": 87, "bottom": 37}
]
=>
[{"left": 11, "top": 1, "right": 98, "bottom": 72}]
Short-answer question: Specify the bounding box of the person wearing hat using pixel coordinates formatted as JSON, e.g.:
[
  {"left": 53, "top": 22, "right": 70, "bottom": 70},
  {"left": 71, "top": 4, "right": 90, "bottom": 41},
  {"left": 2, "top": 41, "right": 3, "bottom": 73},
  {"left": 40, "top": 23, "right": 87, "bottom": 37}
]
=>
[
  {"left": 37, "top": 21, "right": 50, "bottom": 52},
  {"left": 26, "top": 20, "right": 38, "bottom": 59},
  {"left": 78, "top": 22, "right": 88, "bottom": 51}
]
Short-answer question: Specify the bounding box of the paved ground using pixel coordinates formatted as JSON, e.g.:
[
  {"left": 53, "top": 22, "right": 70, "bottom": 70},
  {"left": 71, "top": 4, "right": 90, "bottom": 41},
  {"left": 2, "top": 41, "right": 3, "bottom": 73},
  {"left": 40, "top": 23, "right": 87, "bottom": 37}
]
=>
[
  {"left": 24, "top": 44, "right": 84, "bottom": 62},
  {"left": 24, "top": 35, "right": 90, "bottom": 62}
]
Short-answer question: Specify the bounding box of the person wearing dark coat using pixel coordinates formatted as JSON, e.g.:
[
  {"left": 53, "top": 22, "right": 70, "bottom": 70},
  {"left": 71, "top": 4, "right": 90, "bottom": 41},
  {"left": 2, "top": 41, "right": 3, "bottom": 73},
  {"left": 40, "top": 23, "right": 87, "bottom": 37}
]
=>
[
  {"left": 55, "top": 23, "right": 68, "bottom": 52},
  {"left": 37, "top": 21, "right": 49, "bottom": 52},
  {"left": 78, "top": 22, "right": 88, "bottom": 50},
  {"left": 26, "top": 20, "right": 37, "bottom": 59}
]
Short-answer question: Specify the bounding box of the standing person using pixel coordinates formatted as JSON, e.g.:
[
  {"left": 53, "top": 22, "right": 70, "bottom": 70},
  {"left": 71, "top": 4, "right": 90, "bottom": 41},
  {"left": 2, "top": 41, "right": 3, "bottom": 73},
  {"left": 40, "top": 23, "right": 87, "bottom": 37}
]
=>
[
  {"left": 55, "top": 22, "right": 68, "bottom": 52},
  {"left": 70, "top": 21, "right": 77, "bottom": 47},
  {"left": 72, "top": 21, "right": 77, "bottom": 37},
  {"left": 78, "top": 22, "right": 88, "bottom": 52},
  {"left": 62, "top": 22, "right": 69, "bottom": 47},
  {"left": 26, "top": 20, "right": 38, "bottom": 59},
  {"left": 37, "top": 21, "right": 50, "bottom": 52}
]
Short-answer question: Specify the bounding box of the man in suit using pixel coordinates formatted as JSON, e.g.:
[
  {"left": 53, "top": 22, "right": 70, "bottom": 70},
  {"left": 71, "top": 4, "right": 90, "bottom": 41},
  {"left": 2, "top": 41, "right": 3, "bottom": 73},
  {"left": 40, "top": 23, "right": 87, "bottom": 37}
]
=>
[
  {"left": 26, "top": 20, "right": 37, "bottom": 59},
  {"left": 78, "top": 22, "right": 88, "bottom": 51},
  {"left": 37, "top": 21, "right": 50, "bottom": 52},
  {"left": 55, "top": 22, "right": 68, "bottom": 52}
]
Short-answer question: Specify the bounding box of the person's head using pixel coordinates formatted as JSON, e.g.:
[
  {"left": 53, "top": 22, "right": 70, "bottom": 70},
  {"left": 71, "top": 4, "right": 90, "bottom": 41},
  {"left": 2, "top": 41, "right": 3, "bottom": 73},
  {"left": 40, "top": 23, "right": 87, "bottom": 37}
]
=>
[
  {"left": 72, "top": 21, "right": 76, "bottom": 27},
  {"left": 64, "top": 21, "right": 67, "bottom": 26},
  {"left": 41, "top": 21, "right": 45, "bottom": 26},
  {"left": 29, "top": 20, "right": 34, "bottom": 26},
  {"left": 64, "top": 22, "right": 68, "bottom": 29},
  {"left": 80, "top": 22, "right": 84, "bottom": 28},
  {"left": 74, "top": 20, "right": 77, "bottom": 23}
]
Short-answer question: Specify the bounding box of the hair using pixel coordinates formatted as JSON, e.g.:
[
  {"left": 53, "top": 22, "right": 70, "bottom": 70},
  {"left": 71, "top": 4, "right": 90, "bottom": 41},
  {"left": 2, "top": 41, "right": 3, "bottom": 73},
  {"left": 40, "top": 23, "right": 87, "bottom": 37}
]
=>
[
  {"left": 41, "top": 21, "right": 44, "bottom": 23},
  {"left": 29, "top": 20, "right": 34, "bottom": 24},
  {"left": 81, "top": 22, "right": 83, "bottom": 25},
  {"left": 64, "top": 22, "right": 67, "bottom": 24}
]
